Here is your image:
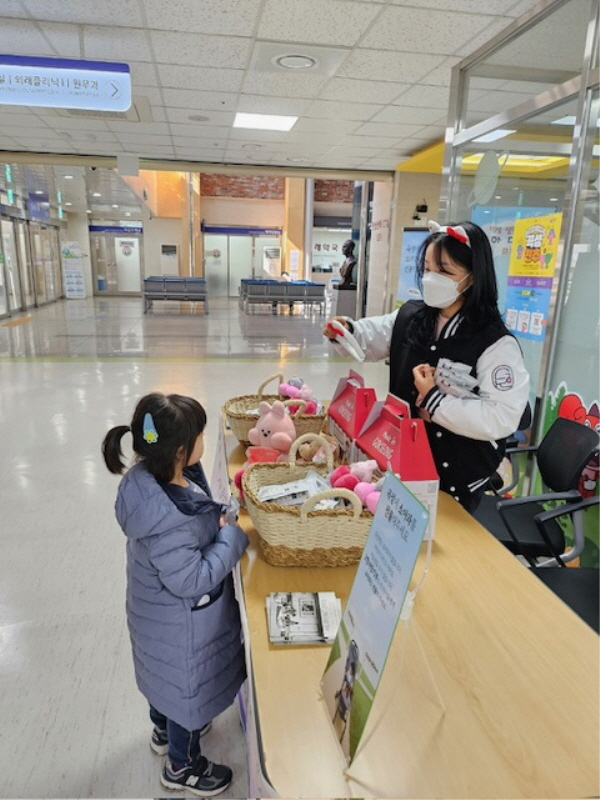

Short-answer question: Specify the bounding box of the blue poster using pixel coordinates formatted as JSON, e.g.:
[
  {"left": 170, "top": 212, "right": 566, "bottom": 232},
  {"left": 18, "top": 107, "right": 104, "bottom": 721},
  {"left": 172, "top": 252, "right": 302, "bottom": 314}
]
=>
[{"left": 395, "top": 227, "right": 429, "bottom": 305}]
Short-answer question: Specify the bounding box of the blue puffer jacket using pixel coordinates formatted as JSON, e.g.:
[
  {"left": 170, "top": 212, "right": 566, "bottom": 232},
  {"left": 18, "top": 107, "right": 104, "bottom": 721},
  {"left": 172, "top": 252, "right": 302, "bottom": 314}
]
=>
[{"left": 115, "top": 461, "right": 248, "bottom": 732}]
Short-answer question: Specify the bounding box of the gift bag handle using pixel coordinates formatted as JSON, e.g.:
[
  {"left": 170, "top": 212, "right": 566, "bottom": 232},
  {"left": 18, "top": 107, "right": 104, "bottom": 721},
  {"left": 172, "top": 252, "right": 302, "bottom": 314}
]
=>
[
  {"left": 288, "top": 433, "right": 335, "bottom": 471},
  {"left": 257, "top": 373, "right": 284, "bottom": 398},
  {"left": 300, "top": 487, "right": 363, "bottom": 521}
]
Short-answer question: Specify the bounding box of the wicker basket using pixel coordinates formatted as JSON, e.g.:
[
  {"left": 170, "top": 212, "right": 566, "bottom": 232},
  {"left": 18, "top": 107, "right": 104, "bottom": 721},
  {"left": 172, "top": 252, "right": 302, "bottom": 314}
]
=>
[
  {"left": 242, "top": 434, "right": 373, "bottom": 567},
  {"left": 224, "top": 373, "right": 326, "bottom": 445}
]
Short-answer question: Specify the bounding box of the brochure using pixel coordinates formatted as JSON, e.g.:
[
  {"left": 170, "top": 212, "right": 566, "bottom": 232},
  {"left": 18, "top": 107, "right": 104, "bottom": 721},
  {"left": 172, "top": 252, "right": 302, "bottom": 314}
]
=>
[{"left": 266, "top": 591, "right": 342, "bottom": 645}]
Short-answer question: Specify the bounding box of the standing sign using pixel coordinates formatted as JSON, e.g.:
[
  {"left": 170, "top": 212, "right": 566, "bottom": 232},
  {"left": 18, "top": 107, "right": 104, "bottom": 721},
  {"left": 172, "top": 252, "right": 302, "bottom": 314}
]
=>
[
  {"left": 321, "top": 472, "right": 428, "bottom": 762},
  {"left": 61, "top": 241, "right": 86, "bottom": 299},
  {"left": 505, "top": 213, "right": 562, "bottom": 341},
  {"left": 0, "top": 55, "right": 131, "bottom": 112}
]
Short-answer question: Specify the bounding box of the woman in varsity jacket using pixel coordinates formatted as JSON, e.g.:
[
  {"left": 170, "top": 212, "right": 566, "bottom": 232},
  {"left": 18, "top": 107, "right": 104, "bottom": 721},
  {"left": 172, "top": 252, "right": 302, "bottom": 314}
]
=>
[{"left": 324, "top": 220, "right": 530, "bottom": 511}]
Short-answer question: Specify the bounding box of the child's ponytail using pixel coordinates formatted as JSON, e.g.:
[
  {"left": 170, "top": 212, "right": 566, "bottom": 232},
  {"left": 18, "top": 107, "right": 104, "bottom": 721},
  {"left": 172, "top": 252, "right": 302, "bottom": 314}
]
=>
[{"left": 102, "top": 425, "right": 131, "bottom": 474}]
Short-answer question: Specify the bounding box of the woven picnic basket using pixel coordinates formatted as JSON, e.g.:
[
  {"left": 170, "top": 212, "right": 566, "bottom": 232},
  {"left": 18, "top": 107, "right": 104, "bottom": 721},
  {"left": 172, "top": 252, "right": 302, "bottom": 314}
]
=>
[
  {"left": 224, "top": 373, "right": 326, "bottom": 445},
  {"left": 242, "top": 434, "right": 373, "bottom": 567}
]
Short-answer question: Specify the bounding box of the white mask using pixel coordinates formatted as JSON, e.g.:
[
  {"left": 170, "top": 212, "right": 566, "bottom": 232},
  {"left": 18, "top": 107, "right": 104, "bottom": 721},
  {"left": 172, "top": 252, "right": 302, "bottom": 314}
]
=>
[{"left": 422, "top": 271, "right": 469, "bottom": 309}]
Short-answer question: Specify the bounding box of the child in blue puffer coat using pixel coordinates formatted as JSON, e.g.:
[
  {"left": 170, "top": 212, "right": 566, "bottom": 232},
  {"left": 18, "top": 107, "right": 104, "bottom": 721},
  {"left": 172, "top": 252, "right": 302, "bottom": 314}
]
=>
[{"left": 102, "top": 392, "right": 248, "bottom": 797}]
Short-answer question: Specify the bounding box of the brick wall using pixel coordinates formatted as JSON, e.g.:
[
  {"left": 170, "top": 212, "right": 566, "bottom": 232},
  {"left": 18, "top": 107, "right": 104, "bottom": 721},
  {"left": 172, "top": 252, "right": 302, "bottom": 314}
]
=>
[
  {"left": 199, "top": 174, "right": 285, "bottom": 199},
  {"left": 314, "top": 179, "right": 354, "bottom": 203}
]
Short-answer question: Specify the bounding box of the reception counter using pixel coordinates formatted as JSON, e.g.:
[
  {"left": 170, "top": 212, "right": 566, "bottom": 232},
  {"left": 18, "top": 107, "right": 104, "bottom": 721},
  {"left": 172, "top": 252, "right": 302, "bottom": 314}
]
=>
[{"left": 227, "top": 439, "right": 599, "bottom": 798}]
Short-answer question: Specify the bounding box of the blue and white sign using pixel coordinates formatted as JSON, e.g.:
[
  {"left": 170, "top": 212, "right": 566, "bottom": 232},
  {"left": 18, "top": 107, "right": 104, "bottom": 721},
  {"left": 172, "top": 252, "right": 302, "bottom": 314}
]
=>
[{"left": 0, "top": 55, "right": 131, "bottom": 112}]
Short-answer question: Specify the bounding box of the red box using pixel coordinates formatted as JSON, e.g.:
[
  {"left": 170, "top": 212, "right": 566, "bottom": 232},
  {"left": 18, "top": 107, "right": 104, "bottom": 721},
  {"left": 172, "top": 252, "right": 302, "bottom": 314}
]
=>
[
  {"left": 353, "top": 393, "right": 439, "bottom": 539},
  {"left": 326, "top": 370, "right": 377, "bottom": 459}
]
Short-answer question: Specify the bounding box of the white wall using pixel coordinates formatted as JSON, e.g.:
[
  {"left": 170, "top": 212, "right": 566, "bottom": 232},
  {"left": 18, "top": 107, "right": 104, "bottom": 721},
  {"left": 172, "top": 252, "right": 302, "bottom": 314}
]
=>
[
  {"left": 366, "top": 180, "right": 393, "bottom": 317},
  {"left": 140, "top": 207, "right": 183, "bottom": 277}
]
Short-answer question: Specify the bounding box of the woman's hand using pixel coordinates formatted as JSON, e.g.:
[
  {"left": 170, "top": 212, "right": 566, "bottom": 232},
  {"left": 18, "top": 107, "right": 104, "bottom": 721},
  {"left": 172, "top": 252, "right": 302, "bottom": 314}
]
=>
[
  {"left": 323, "top": 316, "right": 349, "bottom": 340},
  {"left": 412, "top": 363, "right": 436, "bottom": 405}
]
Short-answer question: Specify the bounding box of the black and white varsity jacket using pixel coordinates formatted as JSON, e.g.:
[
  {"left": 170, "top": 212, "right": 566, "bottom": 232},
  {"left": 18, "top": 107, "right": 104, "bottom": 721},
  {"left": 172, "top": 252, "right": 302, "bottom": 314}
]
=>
[{"left": 335, "top": 300, "right": 530, "bottom": 508}]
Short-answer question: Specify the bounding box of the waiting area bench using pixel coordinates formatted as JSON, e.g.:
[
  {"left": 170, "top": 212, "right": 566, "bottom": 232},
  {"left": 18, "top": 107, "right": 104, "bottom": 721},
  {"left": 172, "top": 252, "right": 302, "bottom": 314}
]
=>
[
  {"left": 143, "top": 276, "right": 208, "bottom": 314},
  {"left": 239, "top": 279, "right": 325, "bottom": 315}
]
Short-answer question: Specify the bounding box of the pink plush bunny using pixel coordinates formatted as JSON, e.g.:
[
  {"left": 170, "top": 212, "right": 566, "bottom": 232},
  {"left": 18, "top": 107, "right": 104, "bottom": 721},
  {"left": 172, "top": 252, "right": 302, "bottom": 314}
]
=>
[{"left": 248, "top": 400, "right": 296, "bottom": 461}]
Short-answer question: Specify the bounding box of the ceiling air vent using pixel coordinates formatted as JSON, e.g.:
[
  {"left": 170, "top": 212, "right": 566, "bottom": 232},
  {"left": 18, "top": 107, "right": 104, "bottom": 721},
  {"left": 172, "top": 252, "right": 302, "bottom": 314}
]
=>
[{"left": 54, "top": 96, "right": 153, "bottom": 123}]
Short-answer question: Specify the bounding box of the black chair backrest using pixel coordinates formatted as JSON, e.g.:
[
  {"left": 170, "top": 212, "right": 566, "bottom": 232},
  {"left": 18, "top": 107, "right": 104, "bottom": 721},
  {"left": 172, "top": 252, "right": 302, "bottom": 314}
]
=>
[{"left": 537, "top": 417, "right": 599, "bottom": 492}]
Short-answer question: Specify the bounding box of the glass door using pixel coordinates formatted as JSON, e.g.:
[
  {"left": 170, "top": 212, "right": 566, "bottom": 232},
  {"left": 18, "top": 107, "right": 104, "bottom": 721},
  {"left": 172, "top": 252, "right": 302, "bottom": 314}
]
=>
[
  {"left": 14, "top": 220, "right": 35, "bottom": 308},
  {"left": 0, "top": 218, "right": 22, "bottom": 312},
  {"left": 90, "top": 230, "right": 143, "bottom": 295},
  {"left": 29, "top": 222, "right": 48, "bottom": 305}
]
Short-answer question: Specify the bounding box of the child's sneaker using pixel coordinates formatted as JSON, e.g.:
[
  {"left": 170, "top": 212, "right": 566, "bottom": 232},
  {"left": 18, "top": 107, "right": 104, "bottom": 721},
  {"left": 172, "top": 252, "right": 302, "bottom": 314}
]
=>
[
  {"left": 160, "top": 756, "right": 232, "bottom": 797},
  {"left": 150, "top": 722, "right": 211, "bottom": 756}
]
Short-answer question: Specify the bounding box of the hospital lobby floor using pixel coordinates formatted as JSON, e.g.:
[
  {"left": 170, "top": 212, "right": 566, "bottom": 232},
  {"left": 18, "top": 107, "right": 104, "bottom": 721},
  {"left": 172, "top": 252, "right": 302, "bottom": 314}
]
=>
[{"left": 0, "top": 295, "right": 388, "bottom": 798}]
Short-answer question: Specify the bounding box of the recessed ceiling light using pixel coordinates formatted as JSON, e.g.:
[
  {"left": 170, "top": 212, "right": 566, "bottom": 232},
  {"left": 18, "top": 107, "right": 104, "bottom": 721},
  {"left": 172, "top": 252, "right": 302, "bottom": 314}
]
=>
[
  {"left": 234, "top": 112, "right": 298, "bottom": 132},
  {"left": 551, "top": 115, "right": 576, "bottom": 126},
  {"left": 188, "top": 114, "right": 210, "bottom": 122},
  {"left": 92, "top": 192, "right": 101, "bottom": 197},
  {"left": 549, "top": 197, "right": 559, "bottom": 201},
  {"left": 473, "top": 129, "right": 517, "bottom": 143},
  {"left": 34, "top": 190, "right": 44, "bottom": 195},
  {"left": 64, "top": 175, "right": 74, "bottom": 179},
  {"left": 275, "top": 54, "right": 317, "bottom": 70},
  {"left": 494, "top": 195, "right": 502, "bottom": 199},
  {"left": 125, "top": 211, "right": 131, "bottom": 216},
  {"left": 65, "top": 202, "right": 72, "bottom": 206},
  {"left": 86, "top": 209, "right": 91, "bottom": 213},
  {"left": 112, "top": 204, "right": 119, "bottom": 208},
  {"left": 286, "top": 157, "right": 308, "bottom": 163},
  {"left": 241, "top": 143, "right": 262, "bottom": 150}
]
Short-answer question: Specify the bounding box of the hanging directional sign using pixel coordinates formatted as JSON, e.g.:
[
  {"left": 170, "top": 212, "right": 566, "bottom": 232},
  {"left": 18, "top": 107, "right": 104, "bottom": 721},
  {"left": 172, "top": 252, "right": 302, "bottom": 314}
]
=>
[{"left": 0, "top": 55, "right": 131, "bottom": 112}]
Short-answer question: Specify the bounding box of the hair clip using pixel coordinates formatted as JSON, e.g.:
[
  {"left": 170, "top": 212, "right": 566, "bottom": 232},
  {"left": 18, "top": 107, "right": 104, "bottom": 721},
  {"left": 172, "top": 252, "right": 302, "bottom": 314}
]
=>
[
  {"left": 142, "top": 412, "right": 159, "bottom": 444},
  {"left": 428, "top": 220, "right": 471, "bottom": 248}
]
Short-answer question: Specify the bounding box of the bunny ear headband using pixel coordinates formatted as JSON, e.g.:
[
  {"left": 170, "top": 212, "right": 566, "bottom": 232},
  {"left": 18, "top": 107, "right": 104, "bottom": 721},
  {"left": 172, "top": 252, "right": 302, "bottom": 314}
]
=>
[{"left": 428, "top": 220, "right": 471, "bottom": 248}]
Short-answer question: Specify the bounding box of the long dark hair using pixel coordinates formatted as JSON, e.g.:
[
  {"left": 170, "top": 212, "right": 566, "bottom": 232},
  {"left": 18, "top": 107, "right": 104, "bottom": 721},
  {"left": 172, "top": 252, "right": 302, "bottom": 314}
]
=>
[
  {"left": 409, "top": 220, "right": 504, "bottom": 345},
  {"left": 102, "top": 392, "right": 207, "bottom": 482}
]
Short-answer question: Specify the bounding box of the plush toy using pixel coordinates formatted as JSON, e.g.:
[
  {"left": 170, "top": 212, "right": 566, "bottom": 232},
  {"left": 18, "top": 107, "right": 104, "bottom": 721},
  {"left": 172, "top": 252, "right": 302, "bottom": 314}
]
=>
[
  {"left": 349, "top": 460, "right": 379, "bottom": 482},
  {"left": 248, "top": 400, "right": 296, "bottom": 462},
  {"left": 354, "top": 482, "right": 381, "bottom": 514},
  {"left": 297, "top": 434, "right": 339, "bottom": 464},
  {"left": 279, "top": 380, "right": 319, "bottom": 415}
]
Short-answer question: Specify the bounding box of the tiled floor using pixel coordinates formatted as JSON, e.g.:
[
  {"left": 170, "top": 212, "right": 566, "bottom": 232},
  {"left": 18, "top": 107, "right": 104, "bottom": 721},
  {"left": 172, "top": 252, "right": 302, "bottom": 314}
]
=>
[{"left": 0, "top": 296, "right": 388, "bottom": 798}]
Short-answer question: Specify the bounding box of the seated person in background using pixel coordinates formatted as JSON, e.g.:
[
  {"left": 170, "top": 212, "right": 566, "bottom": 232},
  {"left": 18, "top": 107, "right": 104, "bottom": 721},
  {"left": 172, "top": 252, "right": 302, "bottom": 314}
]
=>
[{"left": 279, "top": 271, "right": 292, "bottom": 282}]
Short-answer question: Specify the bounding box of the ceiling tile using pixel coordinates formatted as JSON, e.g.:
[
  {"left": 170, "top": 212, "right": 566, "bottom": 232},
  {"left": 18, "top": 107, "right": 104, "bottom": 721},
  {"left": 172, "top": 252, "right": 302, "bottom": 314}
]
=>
[
  {"left": 161, "top": 89, "right": 238, "bottom": 112},
  {"left": 0, "top": 1, "right": 28, "bottom": 17},
  {"left": 144, "top": 0, "right": 263, "bottom": 36},
  {"left": 257, "top": 0, "right": 381, "bottom": 46},
  {"left": 0, "top": 112, "right": 51, "bottom": 129},
  {"left": 242, "top": 71, "right": 328, "bottom": 99},
  {"left": 169, "top": 123, "right": 230, "bottom": 139},
  {"left": 455, "top": 17, "right": 521, "bottom": 56},
  {"left": 392, "top": 84, "right": 451, "bottom": 109},
  {"left": 371, "top": 105, "right": 448, "bottom": 126},
  {"left": 336, "top": 134, "right": 403, "bottom": 148},
  {"left": 305, "top": 99, "right": 384, "bottom": 121},
  {"left": 352, "top": 121, "right": 425, "bottom": 138},
  {"left": 319, "top": 78, "right": 406, "bottom": 104},
  {"left": 106, "top": 121, "right": 171, "bottom": 135},
  {"left": 388, "top": 0, "right": 517, "bottom": 11},
  {"left": 83, "top": 25, "right": 153, "bottom": 62},
  {"left": 150, "top": 31, "right": 252, "bottom": 69},
  {"left": 173, "top": 137, "right": 225, "bottom": 149},
  {"left": 22, "top": 0, "right": 145, "bottom": 26},
  {"left": 164, "top": 108, "right": 235, "bottom": 126},
  {"left": 157, "top": 65, "right": 244, "bottom": 93},
  {"left": 0, "top": 17, "right": 56, "bottom": 55},
  {"left": 128, "top": 61, "right": 159, "bottom": 87},
  {"left": 236, "top": 95, "right": 312, "bottom": 116},
  {"left": 361, "top": 6, "right": 500, "bottom": 54},
  {"left": 291, "top": 118, "right": 360, "bottom": 135},
  {"left": 115, "top": 132, "right": 173, "bottom": 144},
  {"left": 338, "top": 50, "right": 446, "bottom": 84},
  {"left": 228, "top": 129, "right": 286, "bottom": 143},
  {"left": 32, "top": 21, "right": 82, "bottom": 57},
  {"left": 418, "top": 56, "right": 462, "bottom": 87}
]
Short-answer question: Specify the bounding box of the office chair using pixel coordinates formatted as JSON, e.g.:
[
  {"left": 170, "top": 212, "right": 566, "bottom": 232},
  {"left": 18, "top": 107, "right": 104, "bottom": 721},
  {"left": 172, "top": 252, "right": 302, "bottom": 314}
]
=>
[{"left": 472, "top": 417, "right": 600, "bottom": 566}]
